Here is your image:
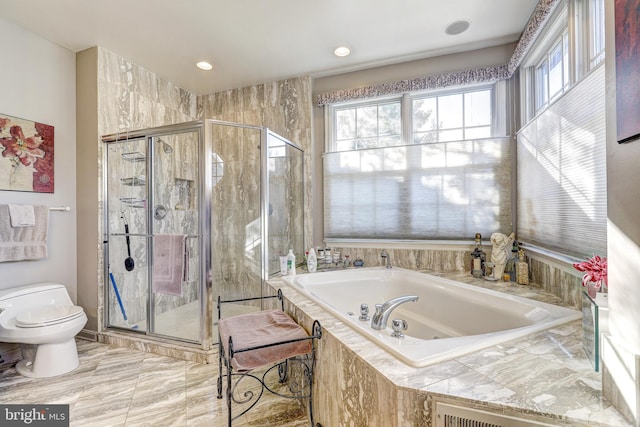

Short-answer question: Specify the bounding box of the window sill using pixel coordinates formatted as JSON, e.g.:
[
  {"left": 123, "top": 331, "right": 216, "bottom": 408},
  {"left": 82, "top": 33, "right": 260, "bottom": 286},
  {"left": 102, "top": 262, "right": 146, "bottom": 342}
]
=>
[
  {"left": 518, "top": 243, "right": 583, "bottom": 276},
  {"left": 323, "top": 238, "right": 477, "bottom": 251}
]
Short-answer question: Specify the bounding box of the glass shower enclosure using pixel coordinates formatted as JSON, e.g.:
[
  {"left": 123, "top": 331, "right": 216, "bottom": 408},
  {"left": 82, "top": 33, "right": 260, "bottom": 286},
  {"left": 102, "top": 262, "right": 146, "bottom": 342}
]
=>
[{"left": 102, "top": 120, "right": 304, "bottom": 350}]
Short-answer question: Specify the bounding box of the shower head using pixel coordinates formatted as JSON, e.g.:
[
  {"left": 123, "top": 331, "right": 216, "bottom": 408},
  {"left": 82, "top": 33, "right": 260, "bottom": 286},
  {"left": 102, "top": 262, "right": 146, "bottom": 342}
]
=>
[{"left": 157, "top": 138, "right": 173, "bottom": 154}]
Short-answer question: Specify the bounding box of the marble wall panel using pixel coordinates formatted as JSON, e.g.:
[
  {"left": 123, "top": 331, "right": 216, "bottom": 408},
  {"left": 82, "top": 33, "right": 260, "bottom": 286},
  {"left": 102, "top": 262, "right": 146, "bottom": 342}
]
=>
[
  {"left": 197, "top": 76, "right": 314, "bottom": 251},
  {"left": 210, "top": 124, "right": 263, "bottom": 302},
  {"left": 330, "top": 247, "right": 470, "bottom": 272},
  {"left": 528, "top": 257, "right": 583, "bottom": 309}
]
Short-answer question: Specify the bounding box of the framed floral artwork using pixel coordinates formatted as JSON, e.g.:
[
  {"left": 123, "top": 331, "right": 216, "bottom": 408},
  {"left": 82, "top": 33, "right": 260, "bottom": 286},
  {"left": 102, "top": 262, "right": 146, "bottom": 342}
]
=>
[
  {"left": 0, "top": 113, "right": 54, "bottom": 192},
  {"left": 615, "top": 0, "right": 640, "bottom": 144}
]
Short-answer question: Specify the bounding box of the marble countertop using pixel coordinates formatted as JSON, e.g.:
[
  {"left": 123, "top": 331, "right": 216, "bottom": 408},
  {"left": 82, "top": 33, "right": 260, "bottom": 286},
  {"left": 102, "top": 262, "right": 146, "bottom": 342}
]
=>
[{"left": 268, "top": 269, "right": 629, "bottom": 427}]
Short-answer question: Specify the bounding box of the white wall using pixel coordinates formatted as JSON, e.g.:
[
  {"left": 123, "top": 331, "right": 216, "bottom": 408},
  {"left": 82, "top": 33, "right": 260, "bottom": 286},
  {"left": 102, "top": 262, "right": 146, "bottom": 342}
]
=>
[
  {"left": 603, "top": 0, "right": 640, "bottom": 422},
  {"left": 0, "top": 18, "right": 77, "bottom": 298}
]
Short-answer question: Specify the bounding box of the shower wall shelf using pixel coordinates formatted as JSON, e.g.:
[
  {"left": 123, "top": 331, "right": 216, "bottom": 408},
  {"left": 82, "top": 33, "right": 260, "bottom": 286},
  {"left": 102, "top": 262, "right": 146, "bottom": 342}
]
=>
[
  {"left": 119, "top": 197, "right": 146, "bottom": 208},
  {"left": 120, "top": 176, "right": 146, "bottom": 186},
  {"left": 121, "top": 151, "right": 146, "bottom": 162}
]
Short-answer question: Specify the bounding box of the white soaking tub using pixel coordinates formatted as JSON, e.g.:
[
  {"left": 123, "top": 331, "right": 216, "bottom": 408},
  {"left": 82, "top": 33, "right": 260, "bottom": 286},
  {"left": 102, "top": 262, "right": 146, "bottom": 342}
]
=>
[{"left": 281, "top": 267, "right": 580, "bottom": 367}]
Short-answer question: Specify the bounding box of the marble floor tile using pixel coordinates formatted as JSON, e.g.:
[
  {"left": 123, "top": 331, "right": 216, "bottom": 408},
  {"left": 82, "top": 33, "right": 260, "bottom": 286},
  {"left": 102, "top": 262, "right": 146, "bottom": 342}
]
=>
[{"left": 0, "top": 339, "right": 310, "bottom": 427}]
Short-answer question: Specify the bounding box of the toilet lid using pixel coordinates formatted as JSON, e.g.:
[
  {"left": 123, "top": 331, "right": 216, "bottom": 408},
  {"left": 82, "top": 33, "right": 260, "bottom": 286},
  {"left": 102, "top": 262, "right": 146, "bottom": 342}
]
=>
[{"left": 16, "top": 305, "right": 84, "bottom": 328}]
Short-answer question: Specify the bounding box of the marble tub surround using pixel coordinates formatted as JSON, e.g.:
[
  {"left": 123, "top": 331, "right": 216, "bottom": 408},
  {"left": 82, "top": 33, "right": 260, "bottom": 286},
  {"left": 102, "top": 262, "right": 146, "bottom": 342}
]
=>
[
  {"left": 329, "top": 246, "right": 471, "bottom": 272},
  {"left": 267, "top": 271, "right": 629, "bottom": 426},
  {"left": 529, "top": 255, "right": 584, "bottom": 309},
  {"left": 0, "top": 339, "right": 308, "bottom": 426}
]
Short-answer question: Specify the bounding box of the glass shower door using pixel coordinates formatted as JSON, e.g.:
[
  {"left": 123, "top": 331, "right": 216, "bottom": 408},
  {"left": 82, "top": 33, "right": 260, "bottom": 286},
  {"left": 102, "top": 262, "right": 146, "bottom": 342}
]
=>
[
  {"left": 150, "top": 130, "right": 201, "bottom": 342},
  {"left": 209, "top": 122, "right": 263, "bottom": 334},
  {"left": 105, "top": 137, "right": 149, "bottom": 332},
  {"left": 267, "top": 132, "right": 304, "bottom": 277}
]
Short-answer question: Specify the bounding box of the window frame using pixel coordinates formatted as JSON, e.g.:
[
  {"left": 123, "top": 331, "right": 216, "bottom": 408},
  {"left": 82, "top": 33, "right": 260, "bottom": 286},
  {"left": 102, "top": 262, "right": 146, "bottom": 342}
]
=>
[
  {"left": 326, "top": 84, "right": 496, "bottom": 153},
  {"left": 326, "top": 94, "right": 404, "bottom": 153},
  {"left": 324, "top": 83, "right": 507, "bottom": 243},
  {"left": 521, "top": 0, "right": 605, "bottom": 123}
]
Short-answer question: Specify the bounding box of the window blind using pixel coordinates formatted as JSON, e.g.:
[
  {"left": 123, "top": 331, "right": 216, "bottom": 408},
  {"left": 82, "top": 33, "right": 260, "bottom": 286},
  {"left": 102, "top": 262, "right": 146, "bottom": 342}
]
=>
[
  {"left": 517, "top": 65, "right": 606, "bottom": 258},
  {"left": 324, "top": 138, "right": 512, "bottom": 240}
]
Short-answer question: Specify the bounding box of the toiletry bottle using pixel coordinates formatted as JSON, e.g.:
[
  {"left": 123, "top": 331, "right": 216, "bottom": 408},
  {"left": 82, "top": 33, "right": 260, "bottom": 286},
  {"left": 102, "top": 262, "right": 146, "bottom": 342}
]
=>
[
  {"left": 516, "top": 248, "right": 529, "bottom": 285},
  {"left": 505, "top": 241, "right": 519, "bottom": 282},
  {"left": 470, "top": 233, "right": 486, "bottom": 278},
  {"left": 307, "top": 248, "right": 318, "bottom": 273},
  {"left": 287, "top": 249, "right": 296, "bottom": 276},
  {"left": 324, "top": 247, "right": 332, "bottom": 264}
]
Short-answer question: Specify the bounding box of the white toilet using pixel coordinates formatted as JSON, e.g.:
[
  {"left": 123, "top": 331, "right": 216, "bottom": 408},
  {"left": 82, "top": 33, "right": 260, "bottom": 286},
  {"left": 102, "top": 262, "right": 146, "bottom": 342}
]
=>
[{"left": 0, "top": 283, "right": 87, "bottom": 378}]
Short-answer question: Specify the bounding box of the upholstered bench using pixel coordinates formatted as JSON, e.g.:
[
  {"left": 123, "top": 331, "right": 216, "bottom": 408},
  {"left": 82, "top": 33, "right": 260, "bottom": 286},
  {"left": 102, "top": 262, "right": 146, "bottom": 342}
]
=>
[{"left": 216, "top": 290, "right": 322, "bottom": 426}]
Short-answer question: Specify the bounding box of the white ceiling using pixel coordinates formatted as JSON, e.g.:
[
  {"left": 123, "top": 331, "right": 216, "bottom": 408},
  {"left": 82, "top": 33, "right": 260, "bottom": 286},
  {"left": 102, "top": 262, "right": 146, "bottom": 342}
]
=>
[{"left": 0, "top": 0, "right": 539, "bottom": 95}]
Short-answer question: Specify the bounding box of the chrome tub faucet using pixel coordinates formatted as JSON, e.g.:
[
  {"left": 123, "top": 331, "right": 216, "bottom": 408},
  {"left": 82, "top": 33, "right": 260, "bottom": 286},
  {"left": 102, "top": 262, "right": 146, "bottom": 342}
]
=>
[
  {"left": 370, "top": 295, "right": 419, "bottom": 330},
  {"left": 381, "top": 249, "right": 392, "bottom": 269}
]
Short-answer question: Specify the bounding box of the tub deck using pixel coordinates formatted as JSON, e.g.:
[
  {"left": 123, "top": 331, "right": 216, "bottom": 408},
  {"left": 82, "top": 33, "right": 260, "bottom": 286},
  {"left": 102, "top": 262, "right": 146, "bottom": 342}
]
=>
[
  {"left": 283, "top": 267, "right": 580, "bottom": 368},
  {"left": 268, "top": 270, "right": 629, "bottom": 427}
]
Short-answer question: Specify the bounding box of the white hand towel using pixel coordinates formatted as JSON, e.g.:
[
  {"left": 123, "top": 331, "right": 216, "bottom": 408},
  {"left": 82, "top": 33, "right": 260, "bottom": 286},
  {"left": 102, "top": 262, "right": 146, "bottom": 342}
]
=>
[{"left": 8, "top": 204, "right": 36, "bottom": 227}]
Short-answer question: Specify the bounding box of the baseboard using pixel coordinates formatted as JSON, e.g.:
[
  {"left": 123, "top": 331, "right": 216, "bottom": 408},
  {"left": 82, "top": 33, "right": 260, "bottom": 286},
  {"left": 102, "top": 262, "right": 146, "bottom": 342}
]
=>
[
  {"left": 602, "top": 333, "right": 640, "bottom": 426},
  {"left": 77, "top": 328, "right": 99, "bottom": 341}
]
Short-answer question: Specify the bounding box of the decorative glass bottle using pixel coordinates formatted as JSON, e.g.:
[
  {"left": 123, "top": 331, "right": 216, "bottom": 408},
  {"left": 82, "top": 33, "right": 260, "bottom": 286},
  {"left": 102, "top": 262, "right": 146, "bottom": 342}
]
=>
[
  {"left": 516, "top": 248, "right": 529, "bottom": 285},
  {"left": 470, "top": 233, "right": 486, "bottom": 278}
]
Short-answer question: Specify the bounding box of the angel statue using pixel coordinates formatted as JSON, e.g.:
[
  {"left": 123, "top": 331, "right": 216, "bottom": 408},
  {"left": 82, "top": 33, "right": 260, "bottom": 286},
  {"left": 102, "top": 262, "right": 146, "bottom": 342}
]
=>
[{"left": 490, "top": 232, "right": 515, "bottom": 281}]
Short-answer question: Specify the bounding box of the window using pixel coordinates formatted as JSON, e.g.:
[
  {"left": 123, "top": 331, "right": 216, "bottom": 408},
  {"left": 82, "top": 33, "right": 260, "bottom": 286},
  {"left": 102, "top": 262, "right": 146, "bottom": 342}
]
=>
[
  {"left": 412, "top": 89, "right": 492, "bottom": 143},
  {"left": 329, "top": 88, "right": 494, "bottom": 152},
  {"left": 517, "top": 0, "right": 607, "bottom": 258},
  {"left": 523, "top": 0, "right": 605, "bottom": 120},
  {"left": 535, "top": 31, "right": 570, "bottom": 111},
  {"left": 324, "top": 85, "right": 512, "bottom": 241},
  {"left": 518, "top": 66, "right": 606, "bottom": 258},
  {"left": 588, "top": 0, "right": 605, "bottom": 68},
  {"left": 333, "top": 100, "right": 401, "bottom": 151}
]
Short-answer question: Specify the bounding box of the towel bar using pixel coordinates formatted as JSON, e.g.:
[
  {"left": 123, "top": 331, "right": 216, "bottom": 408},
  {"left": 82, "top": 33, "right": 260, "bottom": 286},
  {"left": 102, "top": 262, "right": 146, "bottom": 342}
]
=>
[{"left": 49, "top": 206, "right": 70, "bottom": 212}]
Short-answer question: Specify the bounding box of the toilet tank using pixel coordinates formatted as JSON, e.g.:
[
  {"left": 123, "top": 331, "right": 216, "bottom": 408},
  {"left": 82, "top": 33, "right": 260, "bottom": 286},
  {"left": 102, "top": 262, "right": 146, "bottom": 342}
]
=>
[{"left": 0, "top": 283, "right": 73, "bottom": 317}]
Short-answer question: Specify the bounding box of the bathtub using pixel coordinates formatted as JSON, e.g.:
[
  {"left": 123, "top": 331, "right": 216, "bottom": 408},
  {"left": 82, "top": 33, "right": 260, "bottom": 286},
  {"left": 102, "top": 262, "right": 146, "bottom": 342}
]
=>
[{"left": 281, "top": 267, "right": 580, "bottom": 367}]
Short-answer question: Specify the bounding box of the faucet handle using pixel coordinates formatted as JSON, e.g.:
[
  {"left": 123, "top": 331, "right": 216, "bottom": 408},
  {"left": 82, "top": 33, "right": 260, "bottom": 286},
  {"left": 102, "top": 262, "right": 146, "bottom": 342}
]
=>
[
  {"left": 359, "top": 304, "right": 370, "bottom": 321},
  {"left": 391, "top": 319, "right": 408, "bottom": 338}
]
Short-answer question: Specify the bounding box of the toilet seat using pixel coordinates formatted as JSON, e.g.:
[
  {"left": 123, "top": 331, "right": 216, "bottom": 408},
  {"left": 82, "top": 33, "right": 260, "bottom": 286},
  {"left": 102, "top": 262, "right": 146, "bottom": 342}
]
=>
[{"left": 16, "top": 306, "right": 85, "bottom": 328}]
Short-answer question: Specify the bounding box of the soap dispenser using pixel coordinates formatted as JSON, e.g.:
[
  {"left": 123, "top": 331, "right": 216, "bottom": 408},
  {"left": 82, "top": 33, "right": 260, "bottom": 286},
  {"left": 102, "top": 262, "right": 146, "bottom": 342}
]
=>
[{"left": 286, "top": 249, "right": 296, "bottom": 276}]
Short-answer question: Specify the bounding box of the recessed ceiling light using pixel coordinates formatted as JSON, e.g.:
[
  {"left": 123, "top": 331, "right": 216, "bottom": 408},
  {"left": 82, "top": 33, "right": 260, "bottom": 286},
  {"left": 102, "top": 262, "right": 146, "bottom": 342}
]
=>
[
  {"left": 445, "top": 20, "right": 471, "bottom": 36},
  {"left": 196, "top": 61, "right": 213, "bottom": 71},
  {"left": 334, "top": 46, "right": 351, "bottom": 57}
]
